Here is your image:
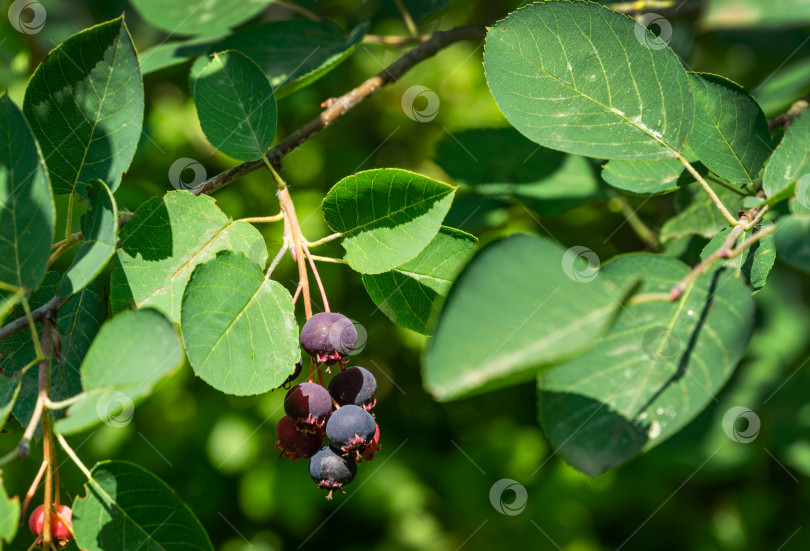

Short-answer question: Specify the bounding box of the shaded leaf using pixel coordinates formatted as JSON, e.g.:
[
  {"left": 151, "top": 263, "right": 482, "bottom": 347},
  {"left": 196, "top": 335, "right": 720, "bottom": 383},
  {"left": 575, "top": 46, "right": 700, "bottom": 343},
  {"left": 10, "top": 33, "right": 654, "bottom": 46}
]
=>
[
  {"left": 72, "top": 460, "right": 213, "bottom": 551},
  {"left": 687, "top": 72, "right": 771, "bottom": 186},
  {"left": 130, "top": 0, "right": 272, "bottom": 36},
  {"left": 23, "top": 17, "right": 143, "bottom": 195},
  {"left": 194, "top": 50, "right": 277, "bottom": 161},
  {"left": 200, "top": 20, "right": 368, "bottom": 99},
  {"left": 538, "top": 254, "right": 754, "bottom": 477},
  {"left": 181, "top": 251, "right": 298, "bottom": 396},
  {"left": 0, "top": 93, "right": 54, "bottom": 291},
  {"left": 322, "top": 169, "right": 456, "bottom": 274},
  {"left": 483, "top": 1, "right": 694, "bottom": 160},
  {"left": 0, "top": 272, "right": 105, "bottom": 431},
  {"left": 58, "top": 179, "right": 117, "bottom": 297},
  {"left": 660, "top": 181, "right": 745, "bottom": 241},
  {"left": 56, "top": 309, "right": 183, "bottom": 435},
  {"left": 774, "top": 214, "right": 810, "bottom": 272},
  {"left": 140, "top": 33, "right": 228, "bottom": 74},
  {"left": 110, "top": 191, "right": 268, "bottom": 323},
  {"left": 423, "top": 233, "right": 628, "bottom": 401},
  {"left": 362, "top": 227, "right": 477, "bottom": 334},
  {"left": 762, "top": 109, "right": 810, "bottom": 198},
  {"left": 700, "top": 222, "right": 776, "bottom": 291},
  {"left": 602, "top": 156, "right": 703, "bottom": 195}
]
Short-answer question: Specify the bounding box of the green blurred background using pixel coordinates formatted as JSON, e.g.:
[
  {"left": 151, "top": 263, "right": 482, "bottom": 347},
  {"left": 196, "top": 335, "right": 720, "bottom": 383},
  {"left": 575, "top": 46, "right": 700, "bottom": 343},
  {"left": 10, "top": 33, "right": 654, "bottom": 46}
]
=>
[{"left": 2, "top": 0, "right": 810, "bottom": 549}]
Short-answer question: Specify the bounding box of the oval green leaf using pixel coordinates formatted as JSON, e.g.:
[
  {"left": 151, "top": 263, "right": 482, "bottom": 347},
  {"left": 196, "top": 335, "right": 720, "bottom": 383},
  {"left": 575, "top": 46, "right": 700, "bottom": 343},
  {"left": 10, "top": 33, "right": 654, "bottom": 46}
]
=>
[
  {"left": 602, "top": 157, "right": 693, "bottom": 195},
  {"left": 362, "top": 227, "right": 477, "bottom": 334},
  {"left": 181, "top": 251, "right": 299, "bottom": 396},
  {"left": 110, "top": 191, "right": 269, "bottom": 323},
  {"left": 660, "top": 181, "right": 745, "bottom": 241},
  {"left": 775, "top": 214, "right": 810, "bottom": 272},
  {"left": 538, "top": 254, "right": 754, "bottom": 477},
  {"left": 423, "top": 233, "right": 628, "bottom": 401},
  {"left": 72, "top": 460, "right": 213, "bottom": 551},
  {"left": 0, "top": 93, "right": 54, "bottom": 292},
  {"left": 484, "top": 1, "right": 694, "bottom": 160},
  {"left": 687, "top": 72, "right": 771, "bottom": 186},
  {"left": 194, "top": 50, "right": 277, "bottom": 161},
  {"left": 58, "top": 179, "right": 118, "bottom": 297},
  {"left": 322, "top": 169, "right": 456, "bottom": 274},
  {"left": 23, "top": 17, "right": 144, "bottom": 195},
  {"left": 0, "top": 480, "right": 18, "bottom": 546},
  {"left": 56, "top": 308, "right": 183, "bottom": 435},
  {"left": 763, "top": 109, "right": 810, "bottom": 198},
  {"left": 130, "top": 0, "right": 272, "bottom": 36}
]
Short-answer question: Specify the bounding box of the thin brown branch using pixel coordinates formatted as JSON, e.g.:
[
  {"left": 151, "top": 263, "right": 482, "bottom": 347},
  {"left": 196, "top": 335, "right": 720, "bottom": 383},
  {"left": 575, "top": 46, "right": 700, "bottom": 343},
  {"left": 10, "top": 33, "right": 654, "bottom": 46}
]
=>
[
  {"left": 364, "top": 34, "right": 431, "bottom": 46},
  {"left": 0, "top": 295, "right": 69, "bottom": 342},
  {"left": 192, "top": 25, "right": 485, "bottom": 197},
  {"left": 768, "top": 94, "right": 810, "bottom": 130}
]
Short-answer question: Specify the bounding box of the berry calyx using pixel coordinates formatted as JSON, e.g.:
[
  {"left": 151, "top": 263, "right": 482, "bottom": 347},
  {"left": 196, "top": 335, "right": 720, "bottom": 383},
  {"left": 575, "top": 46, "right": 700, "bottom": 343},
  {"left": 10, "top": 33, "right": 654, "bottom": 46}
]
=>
[
  {"left": 309, "top": 446, "right": 357, "bottom": 499},
  {"left": 299, "top": 312, "right": 357, "bottom": 365},
  {"left": 29, "top": 504, "right": 73, "bottom": 542},
  {"left": 275, "top": 416, "right": 323, "bottom": 461},
  {"left": 358, "top": 424, "right": 381, "bottom": 463},
  {"left": 284, "top": 382, "right": 332, "bottom": 432},
  {"left": 326, "top": 405, "right": 377, "bottom": 460},
  {"left": 328, "top": 366, "right": 377, "bottom": 411}
]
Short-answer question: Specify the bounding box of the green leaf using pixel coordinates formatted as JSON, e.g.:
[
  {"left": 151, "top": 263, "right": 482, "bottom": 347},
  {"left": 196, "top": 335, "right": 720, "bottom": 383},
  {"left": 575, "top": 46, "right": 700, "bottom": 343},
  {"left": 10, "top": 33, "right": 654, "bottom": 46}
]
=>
[
  {"left": 0, "top": 373, "right": 22, "bottom": 433},
  {"left": 763, "top": 109, "right": 810, "bottom": 198},
  {"left": 699, "top": 223, "right": 776, "bottom": 291},
  {"left": 202, "top": 20, "right": 368, "bottom": 99},
  {"left": 23, "top": 17, "right": 144, "bottom": 195},
  {"left": 362, "top": 227, "right": 477, "bottom": 334},
  {"left": 57, "top": 180, "right": 117, "bottom": 297},
  {"left": 0, "top": 479, "right": 19, "bottom": 547},
  {"left": 56, "top": 309, "right": 183, "bottom": 435},
  {"left": 774, "top": 214, "right": 810, "bottom": 272},
  {"left": 0, "top": 272, "right": 106, "bottom": 431},
  {"left": 538, "top": 254, "right": 754, "bottom": 477},
  {"left": 687, "top": 72, "right": 771, "bottom": 186},
  {"left": 72, "top": 460, "right": 213, "bottom": 551},
  {"left": 181, "top": 251, "right": 299, "bottom": 396},
  {"left": 110, "top": 191, "right": 268, "bottom": 323},
  {"left": 0, "top": 93, "right": 54, "bottom": 291},
  {"left": 660, "top": 181, "right": 745, "bottom": 241},
  {"left": 322, "top": 169, "right": 456, "bottom": 274},
  {"left": 483, "top": 1, "right": 694, "bottom": 160},
  {"left": 194, "top": 50, "right": 277, "bottom": 161},
  {"left": 435, "top": 128, "right": 602, "bottom": 215},
  {"left": 703, "top": 0, "right": 810, "bottom": 28},
  {"left": 139, "top": 33, "right": 228, "bottom": 74},
  {"left": 423, "top": 233, "right": 628, "bottom": 401},
  {"left": 130, "top": 0, "right": 272, "bottom": 35},
  {"left": 602, "top": 157, "right": 694, "bottom": 195}
]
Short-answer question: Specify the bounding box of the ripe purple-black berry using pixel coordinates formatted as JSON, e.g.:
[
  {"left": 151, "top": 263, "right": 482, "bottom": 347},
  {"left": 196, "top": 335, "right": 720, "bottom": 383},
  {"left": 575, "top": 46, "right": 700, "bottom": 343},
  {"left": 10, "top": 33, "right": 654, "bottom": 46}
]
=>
[
  {"left": 328, "top": 366, "right": 377, "bottom": 411},
  {"left": 326, "top": 404, "right": 376, "bottom": 459},
  {"left": 275, "top": 416, "right": 323, "bottom": 461},
  {"left": 284, "top": 382, "right": 332, "bottom": 432},
  {"left": 299, "top": 312, "right": 357, "bottom": 365},
  {"left": 309, "top": 445, "right": 357, "bottom": 499}
]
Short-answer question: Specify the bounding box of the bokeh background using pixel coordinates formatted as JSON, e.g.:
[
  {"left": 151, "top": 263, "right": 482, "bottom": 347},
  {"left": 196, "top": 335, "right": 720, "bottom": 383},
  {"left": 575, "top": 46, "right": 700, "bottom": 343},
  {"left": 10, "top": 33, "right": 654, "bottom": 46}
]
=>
[{"left": 2, "top": 0, "right": 810, "bottom": 549}]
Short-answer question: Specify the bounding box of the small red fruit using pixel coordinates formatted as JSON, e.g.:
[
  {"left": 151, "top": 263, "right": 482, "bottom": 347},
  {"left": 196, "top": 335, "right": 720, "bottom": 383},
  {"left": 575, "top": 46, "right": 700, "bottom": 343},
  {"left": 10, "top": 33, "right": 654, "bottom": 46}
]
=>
[{"left": 29, "top": 504, "right": 73, "bottom": 541}]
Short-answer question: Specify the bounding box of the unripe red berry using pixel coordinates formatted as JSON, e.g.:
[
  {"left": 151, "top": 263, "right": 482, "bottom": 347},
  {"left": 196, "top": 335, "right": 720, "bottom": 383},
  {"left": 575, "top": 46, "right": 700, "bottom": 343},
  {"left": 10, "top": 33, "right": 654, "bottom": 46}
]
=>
[
  {"left": 29, "top": 504, "right": 73, "bottom": 541},
  {"left": 275, "top": 416, "right": 323, "bottom": 461}
]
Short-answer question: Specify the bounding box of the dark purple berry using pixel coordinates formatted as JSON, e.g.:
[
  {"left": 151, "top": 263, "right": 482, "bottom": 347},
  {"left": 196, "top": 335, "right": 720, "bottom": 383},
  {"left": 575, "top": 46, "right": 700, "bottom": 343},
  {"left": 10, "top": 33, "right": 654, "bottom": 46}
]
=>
[
  {"left": 326, "top": 405, "right": 376, "bottom": 459},
  {"left": 275, "top": 416, "right": 323, "bottom": 461},
  {"left": 328, "top": 366, "right": 377, "bottom": 411},
  {"left": 309, "top": 446, "right": 357, "bottom": 499},
  {"left": 358, "top": 424, "right": 381, "bottom": 463},
  {"left": 300, "top": 312, "right": 357, "bottom": 366},
  {"left": 284, "top": 382, "right": 332, "bottom": 432}
]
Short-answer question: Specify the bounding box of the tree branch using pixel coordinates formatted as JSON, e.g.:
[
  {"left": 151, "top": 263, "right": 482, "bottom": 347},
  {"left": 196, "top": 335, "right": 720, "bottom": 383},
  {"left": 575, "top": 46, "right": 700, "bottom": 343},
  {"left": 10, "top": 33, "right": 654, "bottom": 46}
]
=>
[
  {"left": 191, "top": 25, "right": 485, "bottom": 197},
  {"left": 768, "top": 94, "right": 810, "bottom": 130}
]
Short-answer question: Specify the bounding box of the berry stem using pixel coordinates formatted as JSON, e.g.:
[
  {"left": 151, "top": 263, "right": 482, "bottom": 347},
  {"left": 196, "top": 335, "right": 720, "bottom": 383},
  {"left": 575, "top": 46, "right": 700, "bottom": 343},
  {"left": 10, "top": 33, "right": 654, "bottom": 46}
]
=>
[
  {"left": 20, "top": 459, "right": 47, "bottom": 524},
  {"left": 303, "top": 245, "right": 330, "bottom": 313}
]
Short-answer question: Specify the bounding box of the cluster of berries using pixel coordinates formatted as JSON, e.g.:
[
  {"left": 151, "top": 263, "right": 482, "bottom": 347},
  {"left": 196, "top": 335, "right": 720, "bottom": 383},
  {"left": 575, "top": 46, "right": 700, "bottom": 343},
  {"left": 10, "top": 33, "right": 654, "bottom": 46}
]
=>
[
  {"left": 275, "top": 312, "right": 380, "bottom": 499},
  {"left": 29, "top": 504, "right": 73, "bottom": 548}
]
